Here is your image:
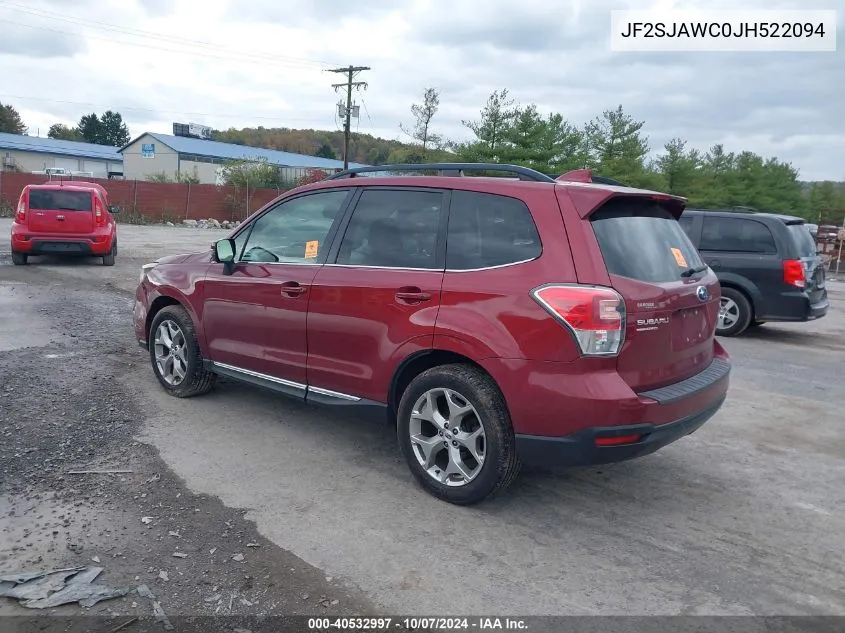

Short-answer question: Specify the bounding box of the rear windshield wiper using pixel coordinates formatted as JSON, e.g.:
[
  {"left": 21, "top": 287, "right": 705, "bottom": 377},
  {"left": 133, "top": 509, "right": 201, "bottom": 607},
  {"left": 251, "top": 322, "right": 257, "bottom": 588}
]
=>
[{"left": 680, "top": 264, "right": 709, "bottom": 278}]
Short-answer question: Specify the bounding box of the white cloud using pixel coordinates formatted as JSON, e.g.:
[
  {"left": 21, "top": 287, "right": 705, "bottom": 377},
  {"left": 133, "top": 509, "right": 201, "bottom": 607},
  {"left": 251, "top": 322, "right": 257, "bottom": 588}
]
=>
[{"left": 0, "top": 0, "right": 841, "bottom": 180}]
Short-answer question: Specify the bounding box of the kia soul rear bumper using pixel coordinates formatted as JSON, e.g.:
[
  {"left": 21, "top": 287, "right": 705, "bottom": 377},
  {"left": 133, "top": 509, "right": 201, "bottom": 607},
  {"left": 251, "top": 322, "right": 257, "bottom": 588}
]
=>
[{"left": 11, "top": 232, "right": 114, "bottom": 256}]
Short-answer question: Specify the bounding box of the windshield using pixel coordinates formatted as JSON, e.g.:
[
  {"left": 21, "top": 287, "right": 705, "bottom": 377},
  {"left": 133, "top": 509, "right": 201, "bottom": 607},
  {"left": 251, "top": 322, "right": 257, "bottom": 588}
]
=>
[
  {"left": 787, "top": 223, "right": 817, "bottom": 258},
  {"left": 591, "top": 200, "right": 705, "bottom": 283},
  {"left": 28, "top": 189, "right": 92, "bottom": 212}
]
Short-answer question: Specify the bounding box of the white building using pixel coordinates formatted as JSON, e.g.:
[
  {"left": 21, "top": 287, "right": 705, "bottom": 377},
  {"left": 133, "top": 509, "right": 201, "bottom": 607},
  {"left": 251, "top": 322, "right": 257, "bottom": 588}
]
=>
[
  {"left": 120, "top": 132, "right": 367, "bottom": 184},
  {"left": 0, "top": 132, "right": 123, "bottom": 178}
]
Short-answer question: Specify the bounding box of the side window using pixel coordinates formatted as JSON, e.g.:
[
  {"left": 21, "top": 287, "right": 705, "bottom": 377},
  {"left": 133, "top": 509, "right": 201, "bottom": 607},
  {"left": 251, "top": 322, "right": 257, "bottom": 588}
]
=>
[
  {"left": 239, "top": 190, "right": 349, "bottom": 263},
  {"left": 446, "top": 190, "right": 541, "bottom": 270},
  {"left": 700, "top": 217, "right": 777, "bottom": 254},
  {"left": 335, "top": 189, "right": 443, "bottom": 269},
  {"left": 677, "top": 214, "right": 695, "bottom": 238}
]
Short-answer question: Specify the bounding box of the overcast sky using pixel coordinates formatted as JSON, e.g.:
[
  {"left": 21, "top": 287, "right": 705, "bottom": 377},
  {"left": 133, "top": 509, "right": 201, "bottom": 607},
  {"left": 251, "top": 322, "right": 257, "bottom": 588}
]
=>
[{"left": 0, "top": 0, "right": 842, "bottom": 180}]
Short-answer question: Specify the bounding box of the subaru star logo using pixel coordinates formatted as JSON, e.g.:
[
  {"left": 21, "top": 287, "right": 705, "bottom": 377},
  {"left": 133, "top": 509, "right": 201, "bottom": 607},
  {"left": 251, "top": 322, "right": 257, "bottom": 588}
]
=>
[{"left": 696, "top": 286, "right": 709, "bottom": 302}]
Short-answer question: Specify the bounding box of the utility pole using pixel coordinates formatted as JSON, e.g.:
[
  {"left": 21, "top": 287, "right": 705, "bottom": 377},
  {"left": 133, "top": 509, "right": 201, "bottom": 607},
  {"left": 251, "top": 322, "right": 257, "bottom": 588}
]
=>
[{"left": 327, "top": 65, "right": 370, "bottom": 169}]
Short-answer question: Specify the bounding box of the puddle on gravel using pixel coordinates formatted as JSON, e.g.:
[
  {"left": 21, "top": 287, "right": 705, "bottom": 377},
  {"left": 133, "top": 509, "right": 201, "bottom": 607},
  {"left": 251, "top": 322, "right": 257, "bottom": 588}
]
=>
[{"left": 0, "top": 286, "right": 60, "bottom": 353}]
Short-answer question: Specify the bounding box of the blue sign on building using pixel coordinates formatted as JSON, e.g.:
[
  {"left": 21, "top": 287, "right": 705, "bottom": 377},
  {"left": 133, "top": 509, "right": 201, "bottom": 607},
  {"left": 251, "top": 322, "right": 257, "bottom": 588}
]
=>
[{"left": 141, "top": 143, "right": 155, "bottom": 158}]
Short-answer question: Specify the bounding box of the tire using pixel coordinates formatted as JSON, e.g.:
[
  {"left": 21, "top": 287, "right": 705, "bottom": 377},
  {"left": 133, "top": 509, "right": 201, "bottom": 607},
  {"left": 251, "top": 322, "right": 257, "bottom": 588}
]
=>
[
  {"left": 149, "top": 305, "right": 216, "bottom": 397},
  {"left": 102, "top": 245, "right": 116, "bottom": 266},
  {"left": 717, "top": 287, "right": 753, "bottom": 337},
  {"left": 748, "top": 320, "right": 766, "bottom": 329},
  {"left": 11, "top": 251, "right": 28, "bottom": 266},
  {"left": 396, "top": 364, "right": 521, "bottom": 505}
]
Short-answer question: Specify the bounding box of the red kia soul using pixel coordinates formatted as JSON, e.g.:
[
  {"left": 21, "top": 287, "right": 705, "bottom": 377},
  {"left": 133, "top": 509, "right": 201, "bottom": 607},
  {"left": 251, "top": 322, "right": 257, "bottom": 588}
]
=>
[
  {"left": 10, "top": 181, "right": 119, "bottom": 266},
  {"left": 133, "top": 163, "right": 731, "bottom": 505}
]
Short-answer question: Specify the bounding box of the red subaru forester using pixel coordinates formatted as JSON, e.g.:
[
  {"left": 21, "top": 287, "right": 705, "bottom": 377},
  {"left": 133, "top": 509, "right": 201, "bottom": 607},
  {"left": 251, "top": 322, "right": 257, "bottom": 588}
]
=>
[{"left": 134, "top": 164, "right": 731, "bottom": 505}]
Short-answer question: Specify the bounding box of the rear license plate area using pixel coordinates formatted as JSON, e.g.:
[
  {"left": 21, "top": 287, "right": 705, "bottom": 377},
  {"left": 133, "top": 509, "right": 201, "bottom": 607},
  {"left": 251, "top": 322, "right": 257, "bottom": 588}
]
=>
[{"left": 672, "top": 306, "right": 710, "bottom": 350}]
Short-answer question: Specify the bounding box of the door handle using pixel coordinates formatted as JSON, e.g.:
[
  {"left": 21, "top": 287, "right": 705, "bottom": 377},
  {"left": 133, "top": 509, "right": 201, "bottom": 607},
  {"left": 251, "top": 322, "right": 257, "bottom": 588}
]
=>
[
  {"left": 280, "top": 281, "right": 307, "bottom": 297},
  {"left": 395, "top": 287, "right": 432, "bottom": 304}
]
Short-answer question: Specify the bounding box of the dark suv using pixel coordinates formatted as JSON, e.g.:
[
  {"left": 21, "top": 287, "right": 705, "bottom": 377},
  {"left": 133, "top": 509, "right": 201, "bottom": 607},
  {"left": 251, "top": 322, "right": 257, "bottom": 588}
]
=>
[
  {"left": 134, "top": 164, "right": 731, "bottom": 505},
  {"left": 679, "top": 209, "right": 828, "bottom": 336}
]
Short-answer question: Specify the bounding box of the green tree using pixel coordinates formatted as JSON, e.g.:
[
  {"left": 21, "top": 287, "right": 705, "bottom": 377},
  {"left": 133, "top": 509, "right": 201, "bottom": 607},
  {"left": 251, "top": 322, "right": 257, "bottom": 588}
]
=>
[
  {"left": 584, "top": 105, "right": 650, "bottom": 185},
  {"left": 77, "top": 113, "right": 101, "bottom": 144},
  {"left": 98, "top": 110, "right": 130, "bottom": 146},
  {"left": 454, "top": 89, "right": 518, "bottom": 162},
  {"left": 47, "top": 123, "right": 82, "bottom": 141},
  {"left": 315, "top": 142, "right": 336, "bottom": 159},
  {"left": 0, "top": 102, "right": 27, "bottom": 134},
  {"left": 221, "top": 158, "right": 283, "bottom": 189},
  {"left": 653, "top": 138, "right": 702, "bottom": 196},
  {"left": 808, "top": 181, "right": 845, "bottom": 223},
  {"left": 401, "top": 87, "right": 443, "bottom": 155}
]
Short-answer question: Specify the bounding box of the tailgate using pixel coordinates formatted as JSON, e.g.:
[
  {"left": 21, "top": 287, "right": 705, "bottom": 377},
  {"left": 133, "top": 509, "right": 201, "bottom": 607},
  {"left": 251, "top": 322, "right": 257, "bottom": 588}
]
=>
[
  {"left": 587, "top": 198, "right": 720, "bottom": 392},
  {"left": 27, "top": 189, "right": 95, "bottom": 234}
]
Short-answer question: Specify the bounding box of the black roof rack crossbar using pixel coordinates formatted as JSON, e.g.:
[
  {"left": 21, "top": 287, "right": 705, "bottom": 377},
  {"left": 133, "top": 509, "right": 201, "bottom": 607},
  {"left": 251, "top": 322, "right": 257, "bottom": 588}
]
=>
[{"left": 325, "top": 163, "right": 557, "bottom": 183}]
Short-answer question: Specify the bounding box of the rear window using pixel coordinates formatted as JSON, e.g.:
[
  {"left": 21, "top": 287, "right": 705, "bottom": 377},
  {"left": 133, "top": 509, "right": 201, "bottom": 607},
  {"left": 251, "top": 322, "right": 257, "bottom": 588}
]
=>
[
  {"left": 591, "top": 200, "right": 704, "bottom": 283},
  {"left": 787, "top": 223, "right": 817, "bottom": 258},
  {"left": 28, "top": 189, "right": 92, "bottom": 212}
]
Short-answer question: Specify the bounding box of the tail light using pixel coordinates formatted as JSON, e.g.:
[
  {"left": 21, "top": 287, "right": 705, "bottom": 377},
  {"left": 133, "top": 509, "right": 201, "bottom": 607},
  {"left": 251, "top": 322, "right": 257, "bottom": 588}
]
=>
[
  {"left": 531, "top": 284, "right": 625, "bottom": 356},
  {"left": 94, "top": 197, "right": 105, "bottom": 226},
  {"left": 15, "top": 193, "right": 26, "bottom": 223},
  {"left": 783, "top": 259, "right": 806, "bottom": 288}
]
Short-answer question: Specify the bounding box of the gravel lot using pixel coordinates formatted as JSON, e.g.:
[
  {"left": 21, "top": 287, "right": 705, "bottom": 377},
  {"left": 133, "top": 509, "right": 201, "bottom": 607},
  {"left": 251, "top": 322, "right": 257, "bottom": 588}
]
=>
[{"left": 1, "top": 218, "right": 844, "bottom": 623}]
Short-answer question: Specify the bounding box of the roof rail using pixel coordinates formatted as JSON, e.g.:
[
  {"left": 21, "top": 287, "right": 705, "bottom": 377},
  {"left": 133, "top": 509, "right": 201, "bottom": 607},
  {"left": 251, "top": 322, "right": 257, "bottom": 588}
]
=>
[{"left": 325, "top": 163, "right": 557, "bottom": 183}]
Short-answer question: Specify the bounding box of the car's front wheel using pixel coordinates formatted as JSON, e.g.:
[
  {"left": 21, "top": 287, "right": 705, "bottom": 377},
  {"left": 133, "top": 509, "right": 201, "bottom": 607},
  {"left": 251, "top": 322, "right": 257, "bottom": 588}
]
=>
[
  {"left": 717, "top": 287, "right": 753, "bottom": 336},
  {"left": 397, "top": 364, "right": 521, "bottom": 505},
  {"left": 11, "top": 251, "right": 27, "bottom": 266},
  {"left": 149, "top": 305, "right": 216, "bottom": 397}
]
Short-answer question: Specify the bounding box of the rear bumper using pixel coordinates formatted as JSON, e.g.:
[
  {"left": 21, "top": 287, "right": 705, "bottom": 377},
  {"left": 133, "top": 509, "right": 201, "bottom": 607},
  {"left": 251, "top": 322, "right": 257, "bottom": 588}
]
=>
[
  {"left": 759, "top": 289, "right": 828, "bottom": 322},
  {"left": 11, "top": 230, "right": 114, "bottom": 256},
  {"left": 515, "top": 395, "right": 725, "bottom": 469}
]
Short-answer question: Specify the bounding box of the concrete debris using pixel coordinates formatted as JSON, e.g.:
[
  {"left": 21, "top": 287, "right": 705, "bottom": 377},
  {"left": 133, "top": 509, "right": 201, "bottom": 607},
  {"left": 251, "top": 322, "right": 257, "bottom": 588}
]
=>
[
  {"left": 204, "top": 593, "right": 221, "bottom": 603},
  {"left": 136, "top": 584, "right": 173, "bottom": 631},
  {"left": 231, "top": 553, "right": 245, "bottom": 562},
  {"left": 158, "top": 570, "right": 169, "bottom": 582},
  {"left": 91, "top": 556, "right": 101, "bottom": 563},
  {"left": 168, "top": 530, "right": 181, "bottom": 538},
  {"left": 0, "top": 566, "right": 128, "bottom": 609},
  {"left": 152, "top": 599, "right": 174, "bottom": 630},
  {"left": 141, "top": 516, "right": 153, "bottom": 524},
  {"left": 246, "top": 542, "right": 260, "bottom": 548},
  {"left": 172, "top": 552, "right": 187, "bottom": 558},
  {"left": 145, "top": 473, "right": 161, "bottom": 484}
]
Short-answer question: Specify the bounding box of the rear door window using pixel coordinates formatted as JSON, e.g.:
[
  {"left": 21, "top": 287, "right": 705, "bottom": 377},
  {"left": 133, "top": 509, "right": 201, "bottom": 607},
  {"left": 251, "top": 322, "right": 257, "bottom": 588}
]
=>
[
  {"left": 590, "top": 199, "right": 704, "bottom": 283},
  {"left": 787, "top": 223, "right": 817, "bottom": 258},
  {"left": 446, "top": 190, "right": 541, "bottom": 270},
  {"left": 334, "top": 189, "right": 444, "bottom": 269},
  {"left": 28, "top": 189, "right": 92, "bottom": 211},
  {"left": 700, "top": 217, "right": 777, "bottom": 254}
]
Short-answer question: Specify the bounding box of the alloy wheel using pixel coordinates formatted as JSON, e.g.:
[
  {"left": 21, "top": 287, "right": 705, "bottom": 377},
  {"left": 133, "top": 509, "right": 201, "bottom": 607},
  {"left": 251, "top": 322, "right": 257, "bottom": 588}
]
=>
[
  {"left": 408, "top": 388, "right": 486, "bottom": 487},
  {"left": 153, "top": 319, "right": 188, "bottom": 386}
]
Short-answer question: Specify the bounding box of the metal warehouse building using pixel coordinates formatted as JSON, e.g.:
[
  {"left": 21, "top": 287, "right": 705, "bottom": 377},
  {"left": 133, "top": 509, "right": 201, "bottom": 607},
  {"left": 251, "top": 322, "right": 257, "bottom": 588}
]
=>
[
  {"left": 0, "top": 132, "right": 124, "bottom": 178},
  {"left": 120, "top": 132, "right": 367, "bottom": 185}
]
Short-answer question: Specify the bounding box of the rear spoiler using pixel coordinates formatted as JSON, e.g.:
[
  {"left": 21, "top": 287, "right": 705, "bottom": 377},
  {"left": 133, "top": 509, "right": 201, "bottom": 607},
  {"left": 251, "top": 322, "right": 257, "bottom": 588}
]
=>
[{"left": 556, "top": 169, "right": 686, "bottom": 219}]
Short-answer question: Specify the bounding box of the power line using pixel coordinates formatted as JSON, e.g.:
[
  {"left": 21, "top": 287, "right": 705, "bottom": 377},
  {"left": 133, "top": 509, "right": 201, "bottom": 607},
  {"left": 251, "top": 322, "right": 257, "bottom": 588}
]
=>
[
  {"left": 0, "top": 0, "right": 335, "bottom": 69},
  {"left": 327, "top": 65, "right": 370, "bottom": 169},
  {"left": 1, "top": 94, "right": 335, "bottom": 123},
  {"left": 0, "top": 17, "right": 329, "bottom": 71}
]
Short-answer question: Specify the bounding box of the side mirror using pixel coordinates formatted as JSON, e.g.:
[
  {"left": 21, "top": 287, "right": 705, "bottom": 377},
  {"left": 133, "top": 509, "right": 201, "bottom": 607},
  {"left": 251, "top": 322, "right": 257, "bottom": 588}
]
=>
[
  {"left": 214, "top": 238, "right": 236, "bottom": 275},
  {"left": 108, "top": 205, "right": 120, "bottom": 214}
]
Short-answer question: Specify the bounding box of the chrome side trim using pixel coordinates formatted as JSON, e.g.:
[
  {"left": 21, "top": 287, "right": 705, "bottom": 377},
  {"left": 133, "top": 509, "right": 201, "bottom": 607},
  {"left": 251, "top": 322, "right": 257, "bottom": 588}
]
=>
[
  {"left": 445, "top": 256, "right": 538, "bottom": 273},
  {"left": 308, "top": 386, "right": 361, "bottom": 402},
  {"left": 324, "top": 263, "right": 441, "bottom": 272},
  {"left": 210, "top": 361, "right": 307, "bottom": 392},
  {"left": 209, "top": 361, "right": 361, "bottom": 402}
]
